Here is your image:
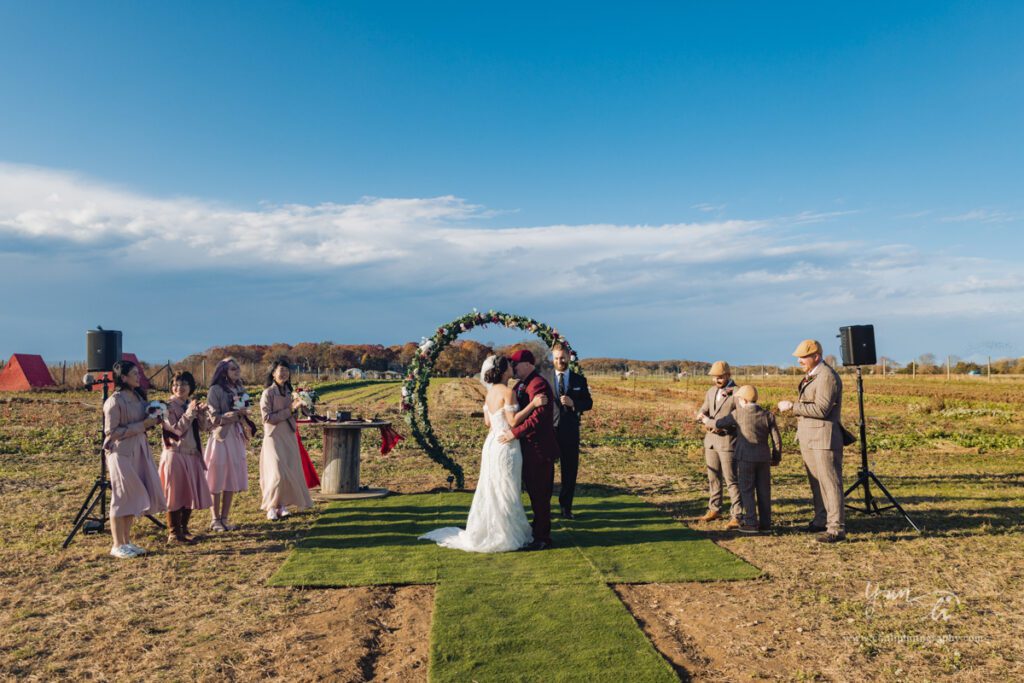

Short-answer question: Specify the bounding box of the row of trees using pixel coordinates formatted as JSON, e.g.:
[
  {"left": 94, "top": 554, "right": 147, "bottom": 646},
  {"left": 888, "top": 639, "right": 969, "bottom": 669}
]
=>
[
  {"left": 867, "top": 354, "right": 1024, "bottom": 375},
  {"left": 30, "top": 342, "right": 1024, "bottom": 385},
  {"left": 179, "top": 339, "right": 540, "bottom": 378},
  {"left": 158, "top": 343, "right": 1024, "bottom": 379},
  {"left": 579, "top": 358, "right": 710, "bottom": 375}
]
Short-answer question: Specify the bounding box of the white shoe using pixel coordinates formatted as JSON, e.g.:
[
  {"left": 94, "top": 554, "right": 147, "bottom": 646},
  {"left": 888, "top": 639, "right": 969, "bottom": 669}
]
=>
[
  {"left": 277, "top": 506, "right": 290, "bottom": 518},
  {"left": 267, "top": 509, "right": 279, "bottom": 521},
  {"left": 110, "top": 545, "right": 137, "bottom": 559},
  {"left": 125, "top": 543, "right": 147, "bottom": 555},
  {"left": 210, "top": 518, "right": 227, "bottom": 532}
]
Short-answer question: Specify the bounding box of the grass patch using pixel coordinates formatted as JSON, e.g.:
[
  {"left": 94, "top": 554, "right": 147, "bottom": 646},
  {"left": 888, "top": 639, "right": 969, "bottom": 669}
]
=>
[
  {"left": 271, "top": 491, "right": 759, "bottom": 588},
  {"left": 431, "top": 580, "right": 677, "bottom": 682},
  {"left": 271, "top": 489, "right": 758, "bottom": 681}
]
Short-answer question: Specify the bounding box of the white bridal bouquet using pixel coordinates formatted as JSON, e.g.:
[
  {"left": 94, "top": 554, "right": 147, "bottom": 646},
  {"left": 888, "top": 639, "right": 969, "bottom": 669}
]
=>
[
  {"left": 295, "top": 388, "right": 318, "bottom": 414},
  {"left": 147, "top": 400, "right": 169, "bottom": 420},
  {"left": 233, "top": 393, "right": 253, "bottom": 410}
]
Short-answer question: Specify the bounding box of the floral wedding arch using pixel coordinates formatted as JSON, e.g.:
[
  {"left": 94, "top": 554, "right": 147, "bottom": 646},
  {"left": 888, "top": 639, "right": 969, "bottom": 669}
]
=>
[{"left": 400, "top": 309, "right": 583, "bottom": 488}]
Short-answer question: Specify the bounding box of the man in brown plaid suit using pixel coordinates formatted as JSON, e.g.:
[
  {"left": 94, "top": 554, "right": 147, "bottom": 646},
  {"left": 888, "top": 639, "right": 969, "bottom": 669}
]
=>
[
  {"left": 778, "top": 339, "right": 846, "bottom": 543},
  {"left": 694, "top": 360, "right": 741, "bottom": 529}
]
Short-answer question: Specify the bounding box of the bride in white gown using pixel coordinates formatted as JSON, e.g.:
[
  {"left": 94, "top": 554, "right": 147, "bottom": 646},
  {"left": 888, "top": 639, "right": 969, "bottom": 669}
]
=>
[{"left": 419, "top": 355, "right": 547, "bottom": 553}]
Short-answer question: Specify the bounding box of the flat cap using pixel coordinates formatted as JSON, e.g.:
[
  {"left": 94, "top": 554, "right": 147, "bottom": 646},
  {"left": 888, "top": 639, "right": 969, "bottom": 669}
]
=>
[
  {"left": 708, "top": 360, "right": 731, "bottom": 376},
  {"left": 509, "top": 349, "right": 536, "bottom": 365},
  {"left": 735, "top": 385, "right": 758, "bottom": 402},
  {"left": 792, "top": 339, "right": 823, "bottom": 357}
]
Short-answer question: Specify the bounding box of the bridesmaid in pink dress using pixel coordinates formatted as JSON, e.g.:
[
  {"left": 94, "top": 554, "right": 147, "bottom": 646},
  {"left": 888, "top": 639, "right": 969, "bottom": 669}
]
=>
[
  {"left": 259, "top": 359, "right": 314, "bottom": 520},
  {"left": 159, "top": 371, "right": 213, "bottom": 543},
  {"left": 103, "top": 360, "right": 167, "bottom": 559},
  {"left": 203, "top": 358, "right": 253, "bottom": 531}
]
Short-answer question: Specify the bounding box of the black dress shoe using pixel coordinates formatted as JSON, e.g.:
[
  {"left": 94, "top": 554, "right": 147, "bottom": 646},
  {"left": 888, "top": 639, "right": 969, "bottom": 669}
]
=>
[
  {"left": 804, "top": 523, "right": 827, "bottom": 533},
  {"left": 523, "top": 539, "right": 552, "bottom": 551},
  {"left": 815, "top": 531, "right": 847, "bottom": 543},
  {"left": 560, "top": 508, "right": 575, "bottom": 520}
]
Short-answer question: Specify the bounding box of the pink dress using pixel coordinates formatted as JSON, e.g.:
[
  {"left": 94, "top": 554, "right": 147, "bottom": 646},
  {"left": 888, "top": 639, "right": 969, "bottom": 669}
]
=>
[
  {"left": 203, "top": 383, "right": 250, "bottom": 494},
  {"left": 103, "top": 390, "right": 167, "bottom": 518},
  {"left": 159, "top": 397, "right": 214, "bottom": 511},
  {"left": 259, "top": 385, "right": 313, "bottom": 512}
]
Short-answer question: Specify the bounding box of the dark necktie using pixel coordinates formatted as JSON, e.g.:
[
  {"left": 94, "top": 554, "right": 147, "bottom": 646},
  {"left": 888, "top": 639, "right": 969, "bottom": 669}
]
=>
[{"left": 558, "top": 373, "right": 566, "bottom": 396}]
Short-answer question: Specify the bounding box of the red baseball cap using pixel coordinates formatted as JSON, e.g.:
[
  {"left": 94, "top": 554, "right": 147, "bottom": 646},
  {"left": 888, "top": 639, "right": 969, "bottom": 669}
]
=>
[{"left": 509, "top": 349, "right": 535, "bottom": 364}]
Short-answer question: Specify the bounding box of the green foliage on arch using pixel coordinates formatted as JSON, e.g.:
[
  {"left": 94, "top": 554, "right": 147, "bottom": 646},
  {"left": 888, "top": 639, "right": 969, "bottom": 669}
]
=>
[{"left": 400, "top": 310, "right": 583, "bottom": 488}]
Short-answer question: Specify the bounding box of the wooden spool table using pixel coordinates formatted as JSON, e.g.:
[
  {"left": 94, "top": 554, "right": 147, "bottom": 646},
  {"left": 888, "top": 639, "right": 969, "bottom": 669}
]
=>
[{"left": 300, "top": 420, "right": 391, "bottom": 500}]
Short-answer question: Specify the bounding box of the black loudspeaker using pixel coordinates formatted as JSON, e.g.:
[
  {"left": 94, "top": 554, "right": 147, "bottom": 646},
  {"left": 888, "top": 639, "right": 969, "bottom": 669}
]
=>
[
  {"left": 86, "top": 329, "right": 123, "bottom": 372},
  {"left": 839, "top": 325, "right": 876, "bottom": 367}
]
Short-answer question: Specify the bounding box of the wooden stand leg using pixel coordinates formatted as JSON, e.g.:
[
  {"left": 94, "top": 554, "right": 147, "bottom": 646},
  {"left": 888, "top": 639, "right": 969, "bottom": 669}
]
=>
[{"left": 322, "top": 428, "right": 362, "bottom": 494}]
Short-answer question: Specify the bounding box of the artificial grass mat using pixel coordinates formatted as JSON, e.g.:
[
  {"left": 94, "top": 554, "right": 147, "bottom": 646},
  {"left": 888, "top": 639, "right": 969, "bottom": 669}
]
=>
[
  {"left": 270, "top": 489, "right": 760, "bottom": 680},
  {"left": 431, "top": 580, "right": 676, "bottom": 682}
]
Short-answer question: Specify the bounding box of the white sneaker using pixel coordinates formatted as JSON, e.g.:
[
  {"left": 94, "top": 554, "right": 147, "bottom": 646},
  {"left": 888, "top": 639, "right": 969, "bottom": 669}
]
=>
[
  {"left": 110, "top": 545, "right": 137, "bottom": 559},
  {"left": 278, "top": 506, "right": 290, "bottom": 518},
  {"left": 125, "top": 543, "right": 147, "bottom": 555},
  {"left": 267, "top": 509, "right": 279, "bottom": 521}
]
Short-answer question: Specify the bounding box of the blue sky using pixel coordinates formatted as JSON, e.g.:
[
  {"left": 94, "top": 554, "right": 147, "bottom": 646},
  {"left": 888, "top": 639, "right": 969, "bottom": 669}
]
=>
[{"left": 1, "top": 2, "right": 1022, "bottom": 365}]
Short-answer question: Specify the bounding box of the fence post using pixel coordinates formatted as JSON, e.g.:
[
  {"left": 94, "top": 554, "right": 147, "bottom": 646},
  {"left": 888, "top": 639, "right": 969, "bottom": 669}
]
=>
[
  {"left": 202, "top": 358, "right": 207, "bottom": 387},
  {"left": 946, "top": 356, "right": 951, "bottom": 381}
]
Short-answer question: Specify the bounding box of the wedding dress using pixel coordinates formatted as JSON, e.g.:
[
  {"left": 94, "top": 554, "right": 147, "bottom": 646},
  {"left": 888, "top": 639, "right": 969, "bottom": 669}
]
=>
[{"left": 419, "top": 402, "right": 533, "bottom": 552}]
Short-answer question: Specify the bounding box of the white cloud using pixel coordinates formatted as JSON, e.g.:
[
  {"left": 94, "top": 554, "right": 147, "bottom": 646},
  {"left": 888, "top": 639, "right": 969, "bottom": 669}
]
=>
[
  {"left": 940, "top": 209, "right": 1017, "bottom": 224},
  {"left": 691, "top": 202, "right": 725, "bottom": 213},
  {"left": 2, "top": 162, "right": 1024, "bottom": 322}
]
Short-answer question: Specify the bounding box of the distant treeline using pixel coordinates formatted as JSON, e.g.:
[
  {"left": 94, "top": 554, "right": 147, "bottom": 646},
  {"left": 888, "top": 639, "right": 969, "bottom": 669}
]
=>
[
  {"left": 28, "top": 343, "right": 1024, "bottom": 388},
  {"left": 580, "top": 358, "right": 710, "bottom": 375},
  {"left": 175, "top": 339, "right": 556, "bottom": 379},
  {"left": 183, "top": 343, "right": 724, "bottom": 378}
]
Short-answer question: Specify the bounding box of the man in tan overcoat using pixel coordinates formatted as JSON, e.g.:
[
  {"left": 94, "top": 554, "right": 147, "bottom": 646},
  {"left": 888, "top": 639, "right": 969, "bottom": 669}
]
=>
[
  {"left": 694, "top": 361, "right": 741, "bottom": 529},
  {"left": 778, "top": 339, "right": 846, "bottom": 543}
]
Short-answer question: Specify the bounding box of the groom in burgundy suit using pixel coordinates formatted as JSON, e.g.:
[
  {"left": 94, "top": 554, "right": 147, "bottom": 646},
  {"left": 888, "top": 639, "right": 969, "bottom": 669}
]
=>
[{"left": 500, "top": 349, "right": 560, "bottom": 550}]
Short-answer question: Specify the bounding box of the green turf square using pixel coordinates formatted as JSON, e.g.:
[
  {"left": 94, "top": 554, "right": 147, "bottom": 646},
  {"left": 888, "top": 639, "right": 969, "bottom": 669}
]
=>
[
  {"left": 430, "top": 580, "right": 677, "bottom": 682},
  {"left": 563, "top": 493, "right": 762, "bottom": 583}
]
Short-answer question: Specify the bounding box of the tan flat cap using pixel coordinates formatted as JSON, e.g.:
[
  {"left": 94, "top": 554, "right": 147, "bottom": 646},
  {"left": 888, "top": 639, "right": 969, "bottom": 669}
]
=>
[
  {"left": 792, "top": 339, "right": 823, "bottom": 357},
  {"left": 735, "top": 385, "right": 758, "bottom": 402},
  {"left": 708, "top": 360, "right": 731, "bottom": 376}
]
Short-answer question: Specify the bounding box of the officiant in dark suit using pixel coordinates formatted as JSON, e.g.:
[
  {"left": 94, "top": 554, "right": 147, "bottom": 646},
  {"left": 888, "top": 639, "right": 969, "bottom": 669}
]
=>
[{"left": 551, "top": 342, "right": 593, "bottom": 519}]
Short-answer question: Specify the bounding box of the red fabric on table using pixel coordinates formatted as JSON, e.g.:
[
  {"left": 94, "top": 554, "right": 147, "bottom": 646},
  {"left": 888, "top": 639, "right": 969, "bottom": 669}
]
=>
[
  {"left": 295, "top": 427, "right": 320, "bottom": 488},
  {"left": 379, "top": 425, "right": 404, "bottom": 455}
]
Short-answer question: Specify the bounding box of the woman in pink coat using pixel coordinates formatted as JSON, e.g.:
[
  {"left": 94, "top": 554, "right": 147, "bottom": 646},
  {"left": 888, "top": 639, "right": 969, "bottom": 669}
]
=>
[
  {"left": 103, "top": 360, "right": 167, "bottom": 559},
  {"left": 203, "top": 358, "right": 254, "bottom": 531},
  {"left": 259, "top": 359, "right": 313, "bottom": 520},
  {"left": 159, "top": 371, "right": 213, "bottom": 543}
]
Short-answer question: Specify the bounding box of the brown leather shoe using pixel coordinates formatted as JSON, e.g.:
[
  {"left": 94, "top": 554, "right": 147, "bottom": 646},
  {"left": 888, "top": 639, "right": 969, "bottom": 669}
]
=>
[
  {"left": 180, "top": 508, "right": 197, "bottom": 543},
  {"left": 167, "top": 510, "right": 191, "bottom": 544},
  {"left": 698, "top": 510, "right": 721, "bottom": 522},
  {"left": 725, "top": 518, "right": 741, "bottom": 530}
]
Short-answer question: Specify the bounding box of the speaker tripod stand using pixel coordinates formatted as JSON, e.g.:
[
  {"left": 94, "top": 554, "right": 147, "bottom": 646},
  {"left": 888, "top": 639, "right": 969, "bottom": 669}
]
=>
[
  {"left": 843, "top": 366, "right": 920, "bottom": 532},
  {"left": 63, "top": 379, "right": 165, "bottom": 549}
]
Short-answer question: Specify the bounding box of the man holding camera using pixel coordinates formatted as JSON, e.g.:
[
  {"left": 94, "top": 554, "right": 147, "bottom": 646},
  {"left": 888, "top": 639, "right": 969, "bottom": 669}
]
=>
[{"left": 778, "top": 339, "right": 846, "bottom": 543}]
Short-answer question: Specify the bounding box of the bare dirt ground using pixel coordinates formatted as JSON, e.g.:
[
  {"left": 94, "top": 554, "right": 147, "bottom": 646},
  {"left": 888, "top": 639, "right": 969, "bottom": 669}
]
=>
[{"left": 2, "top": 375, "right": 1023, "bottom": 681}]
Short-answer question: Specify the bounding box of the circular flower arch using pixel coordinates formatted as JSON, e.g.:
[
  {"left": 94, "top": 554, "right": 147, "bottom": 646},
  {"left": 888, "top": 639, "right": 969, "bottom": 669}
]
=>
[{"left": 400, "top": 309, "right": 584, "bottom": 488}]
